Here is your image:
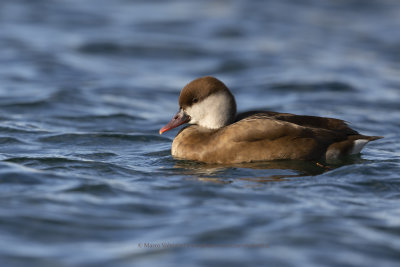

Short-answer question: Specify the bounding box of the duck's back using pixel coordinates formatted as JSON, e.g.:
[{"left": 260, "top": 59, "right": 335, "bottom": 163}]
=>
[{"left": 236, "top": 111, "right": 358, "bottom": 135}]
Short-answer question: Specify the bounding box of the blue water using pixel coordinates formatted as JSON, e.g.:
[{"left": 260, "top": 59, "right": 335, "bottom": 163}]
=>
[{"left": 0, "top": 0, "right": 400, "bottom": 266}]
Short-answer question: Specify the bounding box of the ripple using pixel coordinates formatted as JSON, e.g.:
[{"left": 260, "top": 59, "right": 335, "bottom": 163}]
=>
[
  {"left": 268, "top": 81, "right": 356, "bottom": 92},
  {"left": 0, "top": 126, "right": 49, "bottom": 134},
  {"left": 0, "top": 99, "right": 50, "bottom": 108},
  {"left": 3, "top": 156, "right": 145, "bottom": 178},
  {"left": 0, "top": 162, "right": 66, "bottom": 186},
  {"left": 63, "top": 183, "right": 122, "bottom": 196},
  {"left": 77, "top": 41, "right": 209, "bottom": 58},
  {"left": 0, "top": 137, "right": 26, "bottom": 145},
  {"left": 51, "top": 114, "right": 145, "bottom": 131},
  {"left": 55, "top": 113, "right": 144, "bottom": 122},
  {"left": 213, "top": 59, "right": 249, "bottom": 74},
  {"left": 353, "top": 179, "right": 400, "bottom": 195},
  {"left": 4, "top": 156, "right": 87, "bottom": 165},
  {"left": 69, "top": 152, "right": 118, "bottom": 160},
  {"left": 0, "top": 171, "right": 43, "bottom": 185},
  {"left": 39, "top": 133, "right": 170, "bottom": 145}
]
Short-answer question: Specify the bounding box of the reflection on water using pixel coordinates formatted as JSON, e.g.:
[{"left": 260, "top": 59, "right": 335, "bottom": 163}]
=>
[{"left": 173, "top": 156, "right": 366, "bottom": 182}]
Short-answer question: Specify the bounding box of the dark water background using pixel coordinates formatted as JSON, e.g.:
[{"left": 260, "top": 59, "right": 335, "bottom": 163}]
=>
[{"left": 1, "top": 0, "right": 400, "bottom": 266}]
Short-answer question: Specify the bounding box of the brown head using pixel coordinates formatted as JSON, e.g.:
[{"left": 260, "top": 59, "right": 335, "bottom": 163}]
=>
[{"left": 160, "top": 76, "right": 237, "bottom": 134}]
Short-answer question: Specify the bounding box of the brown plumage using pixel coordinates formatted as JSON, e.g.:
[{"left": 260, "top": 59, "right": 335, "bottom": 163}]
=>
[{"left": 160, "top": 76, "right": 382, "bottom": 164}]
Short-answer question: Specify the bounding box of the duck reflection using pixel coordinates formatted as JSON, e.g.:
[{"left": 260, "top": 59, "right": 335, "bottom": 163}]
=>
[{"left": 173, "top": 156, "right": 365, "bottom": 183}]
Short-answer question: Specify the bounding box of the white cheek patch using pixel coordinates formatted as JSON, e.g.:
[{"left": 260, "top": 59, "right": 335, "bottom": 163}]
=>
[
  {"left": 185, "top": 91, "right": 233, "bottom": 129},
  {"left": 351, "top": 139, "right": 369, "bottom": 154}
]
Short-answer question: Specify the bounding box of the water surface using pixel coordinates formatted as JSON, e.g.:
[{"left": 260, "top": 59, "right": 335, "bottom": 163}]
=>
[{"left": 0, "top": 0, "right": 400, "bottom": 266}]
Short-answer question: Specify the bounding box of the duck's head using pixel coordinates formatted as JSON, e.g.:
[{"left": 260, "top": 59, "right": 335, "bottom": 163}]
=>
[{"left": 160, "top": 76, "right": 237, "bottom": 134}]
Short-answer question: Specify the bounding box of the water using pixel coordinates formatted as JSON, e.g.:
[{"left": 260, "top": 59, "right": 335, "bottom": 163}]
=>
[{"left": 0, "top": 0, "right": 399, "bottom": 266}]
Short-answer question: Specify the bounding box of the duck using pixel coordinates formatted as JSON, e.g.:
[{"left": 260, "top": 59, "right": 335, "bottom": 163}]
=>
[{"left": 159, "top": 76, "right": 382, "bottom": 164}]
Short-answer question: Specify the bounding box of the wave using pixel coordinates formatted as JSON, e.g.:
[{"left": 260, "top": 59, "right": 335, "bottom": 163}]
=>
[
  {"left": 268, "top": 81, "right": 356, "bottom": 92},
  {"left": 39, "top": 133, "right": 170, "bottom": 144}
]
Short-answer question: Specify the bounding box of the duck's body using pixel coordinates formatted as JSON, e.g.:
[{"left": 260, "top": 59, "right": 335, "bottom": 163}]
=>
[{"left": 160, "top": 76, "right": 382, "bottom": 164}]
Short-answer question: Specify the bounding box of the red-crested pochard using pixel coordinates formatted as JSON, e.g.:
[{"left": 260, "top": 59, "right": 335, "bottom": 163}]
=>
[{"left": 159, "top": 76, "right": 382, "bottom": 164}]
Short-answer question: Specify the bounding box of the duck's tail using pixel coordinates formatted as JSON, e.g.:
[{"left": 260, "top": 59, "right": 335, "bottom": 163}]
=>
[{"left": 325, "top": 135, "right": 383, "bottom": 161}]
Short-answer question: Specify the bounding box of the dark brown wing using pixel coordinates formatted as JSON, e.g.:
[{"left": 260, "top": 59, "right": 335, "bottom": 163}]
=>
[{"left": 235, "top": 111, "right": 358, "bottom": 136}]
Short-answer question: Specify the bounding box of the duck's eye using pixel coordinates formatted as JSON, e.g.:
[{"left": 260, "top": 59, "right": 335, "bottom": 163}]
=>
[{"left": 193, "top": 98, "right": 198, "bottom": 103}]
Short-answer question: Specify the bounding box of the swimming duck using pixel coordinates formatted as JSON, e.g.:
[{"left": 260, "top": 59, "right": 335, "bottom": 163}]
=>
[{"left": 159, "top": 76, "right": 382, "bottom": 164}]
